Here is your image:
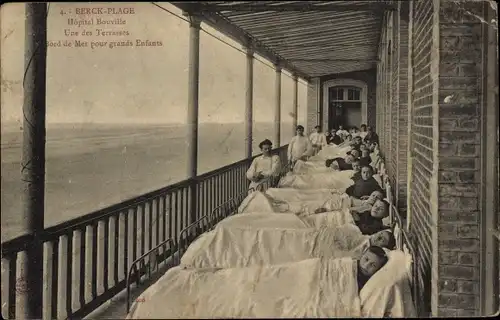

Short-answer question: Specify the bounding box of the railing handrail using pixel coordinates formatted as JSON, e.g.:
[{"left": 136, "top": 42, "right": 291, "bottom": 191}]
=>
[{"left": 1, "top": 145, "right": 289, "bottom": 255}]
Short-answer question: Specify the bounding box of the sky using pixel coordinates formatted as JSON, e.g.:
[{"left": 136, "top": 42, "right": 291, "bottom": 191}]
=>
[{"left": 1, "top": 2, "right": 308, "bottom": 125}]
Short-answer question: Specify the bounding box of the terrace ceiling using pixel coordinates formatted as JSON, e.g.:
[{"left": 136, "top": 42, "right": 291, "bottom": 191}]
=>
[{"left": 171, "top": 1, "right": 395, "bottom": 80}]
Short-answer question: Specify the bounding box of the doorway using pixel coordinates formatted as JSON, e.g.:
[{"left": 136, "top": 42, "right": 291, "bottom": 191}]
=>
[{"left": 327, "top": 86, "right": 363, "bottom": 130}]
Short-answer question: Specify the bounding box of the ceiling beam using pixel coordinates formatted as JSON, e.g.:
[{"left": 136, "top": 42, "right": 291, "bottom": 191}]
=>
[
  {"left": 171, "top": 2, "right": 397, "bottom": 13},
  {"left": 289, "top": 58, "right": 380, "bottom": 63},
  {"left": 172, "top": 2, "right": 311, "bottom": 80}
]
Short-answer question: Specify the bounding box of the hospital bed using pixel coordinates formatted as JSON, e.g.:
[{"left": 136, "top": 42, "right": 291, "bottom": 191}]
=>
[{"left": 124, "top": 151, "right": 422, "bottom": 317}]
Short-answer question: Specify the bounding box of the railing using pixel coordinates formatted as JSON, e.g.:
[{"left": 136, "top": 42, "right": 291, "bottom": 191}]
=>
[{"left": 0, "top": 144, "right": 289, "bottom": 319}]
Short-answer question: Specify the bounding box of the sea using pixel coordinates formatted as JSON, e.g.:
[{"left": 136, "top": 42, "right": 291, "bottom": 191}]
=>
[{"left": 1, "top": 122, "right": 294, "bottom": 242}]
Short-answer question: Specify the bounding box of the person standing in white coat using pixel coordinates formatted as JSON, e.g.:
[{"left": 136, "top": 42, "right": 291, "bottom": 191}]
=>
[
  {"left": 309, "top": 125, "right": 328, "bottom": 156},
  {"left": 287, "top": 125, "right": 313, "bottom": 169}
]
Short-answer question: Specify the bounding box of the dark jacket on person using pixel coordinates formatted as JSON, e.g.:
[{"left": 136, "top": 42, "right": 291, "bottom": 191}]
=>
[
  {"left": 364, "top": 132, "right": 380, "bottom": 145},
  {"left": 357, "top": 262, "right": 371, "bottom": 292},
  {"left": 351, "top": 171, "right": 362, "bottom": 182},
  {"left": 327, "top": 135, "right": 342, "bottom": 145},
  {"left": 359, "top": 156, "right": 371, "bottom": 167},
  {"left": 345, "top": 177, "right": 383, "bottom": 198},
  {"left": 333, "top": 157, "right": 353, "bottom": 171},
  {"left": 354, "top": 211, "right": 385, "bottom": 235}
]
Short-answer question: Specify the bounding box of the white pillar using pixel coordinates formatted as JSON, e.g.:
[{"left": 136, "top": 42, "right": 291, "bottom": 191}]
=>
[
  {"left": 245, "top": 45, "right": 254, "bottom": 158},
  {"left": 274, "top": 63, "right": 282, "bottom": 147},
  {"left": 292, "top": 74, "right": 298, "bottom": 135},
  {"left": 185, "top": 13, "right": 201, "bottom": 227},
  {"left": 186, "top": 14, "right": 201, "bottom": 178}
]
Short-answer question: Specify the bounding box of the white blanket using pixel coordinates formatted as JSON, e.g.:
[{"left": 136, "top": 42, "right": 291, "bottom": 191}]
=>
[
  {"left": 314, "top": 145, "right": 351, "bottom": 160},
  {"left": 301, "top": 208, "right": 355, "bottom": 228},
  {"left": 278, "top": 170, "right": 355, "bottom": 190},
  {"left": 181, "top": 224, "right": 369, "bottom": 268},
  {"left": 227, "top": 205, "right": 355, "bottom": 230},
  {"left": 239, "top": 189, "right": 351, "bottom": 215},
  {"left": 218, "top": 212, "right": 310, "bottom": 229},
  {"left": 127, "top": 257, "right": 362, "bottom": 319},
  {"left": 293, "top": 159, "right": 331, "bottom": 174}
]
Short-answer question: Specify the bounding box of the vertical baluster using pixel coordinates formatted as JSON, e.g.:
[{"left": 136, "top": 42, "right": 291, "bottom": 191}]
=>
[
  {"left": 6, "top": 255, "right": 17, "bottom": 319},
  {"left": 50, "top": 239, "right": 59, "bottom": 318},
  {"left": 132, "top": 207, "right": 138, "bottom": 265},
  {"left": 123, "top": 210, "right": 129, "bottom": 280},
  {"left": 91, "top": 223, "right": 98, "bottom": 299},
  {"left": 198, "top": 182, "right": 203, "bottom": 221},
  {"left": 203, "top": 180, "right": 208, "bottom": 225},
  {"left": 208, "top": 178, "right": 213, "bottom": 219},
  {"left": 178, "top": 189, "right": 184, "bottom": 237},
  {"left": 79, "top": 228, "right": 86, "bottom": 308},
  {"left": 139, "top": 204, "right": 145, "bottom": 260},
  {"left": 113, "top": 215, "right": 119, "bottom": 285},
  {"left": 66, "top": 233, "right": 73, "bottom": 316},
  {"left": 103, "top": 219, "right": 109, "bottom": 291},
  {"left": 155, "top": 197, "right": 160, "bottom": 246},
  {"left": 168, "top": 194, "right": 173, "bottom": 247},
  {"left": 173, "top": 191, "right": 179, "bottom": 246},
  {"left": 162, "top": 196, "right": 167, "bottom": 242},
  {"left": 148, "top": 201, "right": 153, "bottom": 252}
]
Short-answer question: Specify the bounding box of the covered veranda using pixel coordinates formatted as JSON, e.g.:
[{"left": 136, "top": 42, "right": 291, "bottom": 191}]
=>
[
  {"left": 170, "top": 0, "right": 498, "bottom": 317},
  {"left": 2, "top": 1, "right": 498, "bottom": 319}
]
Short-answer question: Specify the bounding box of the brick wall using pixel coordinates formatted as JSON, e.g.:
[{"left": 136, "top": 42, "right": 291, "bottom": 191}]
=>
[
  {"left": 435, "top": 0, "right": 485, "bottom": 316},
  {"left": 409, "top": 0, "right": 435, "bottom": 314},
  {"left": 306, "top": 77, "right": 320, "bottom": 132},
  {"left": 320, "top": 69, "right": 377, "bottom": 130},
  {"left": 397, "top": 17, "right": 409, "bottom": 214}
]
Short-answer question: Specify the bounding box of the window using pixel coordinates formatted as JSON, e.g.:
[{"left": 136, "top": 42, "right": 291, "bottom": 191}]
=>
[
  {"left": 330, "top": 87, "right": 344, "bottom": 101},
  {"left": 348, "top": 88, "right": 361, "bottom": 101},
  {"left": 329, "top": 86, "right": 362, "bottom": 101}
]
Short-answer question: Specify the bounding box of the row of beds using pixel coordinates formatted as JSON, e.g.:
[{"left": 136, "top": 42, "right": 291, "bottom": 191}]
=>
[{"left": 124, "top": 144, "right": 419, "bottom": 318}]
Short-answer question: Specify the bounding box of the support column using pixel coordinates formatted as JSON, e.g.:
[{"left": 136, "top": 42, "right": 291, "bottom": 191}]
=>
[
  {"left": 274, "top": 62, "right": 282, "bottom": 147},
  {"left": 186, "top": 13, "right": 201, "bottom": 226},
  {"left": 292, "top": 74, "right": 298, "bottom": 135},
  {"left": 186, "top": 14, "right": 201, "bottom": 178},
  {"left": 480, "top": 1, "right": 499, "bottom": 315},
  {"left": 19, "top": 3, "right": 47, "bottom": 318},
  {"left": 245, "top": 44, "right": 254, "bottom": 159}
]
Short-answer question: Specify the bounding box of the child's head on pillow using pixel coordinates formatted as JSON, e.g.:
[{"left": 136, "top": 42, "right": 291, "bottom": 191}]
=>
[
  {"left": 359, "top": 245, "right": 389, "bottom": 277},
  {"left": 371, "top": 199, "right": 390, "bottom": 219},
  {"left": 369, "top": 229, "right": 396, "bottom": 250}
]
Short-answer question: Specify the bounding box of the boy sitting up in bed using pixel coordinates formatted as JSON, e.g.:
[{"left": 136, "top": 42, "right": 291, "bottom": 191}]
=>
[
  {"left": 325, "top": 154, "right": 355, "bottom": 171},
  {"left": 357, "top": 246, "right": 389, "bottom": 292},
  {"left": 352, "top": 199, "right": 390, "bottom": 235},
  {"left": 346, "top": 165, "right": 383, "bottom": 198},
  {"left": 351, "top": 160, "right": 362, "bottom": 182},
  {"left": 359, "top": 148, "right": 372, "bottom": 167}
]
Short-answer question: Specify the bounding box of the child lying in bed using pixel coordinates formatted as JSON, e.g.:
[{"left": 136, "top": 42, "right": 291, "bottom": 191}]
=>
[
  {"left": 346, "top": 165, "right": 383, "bottom": 198},
  {"left": 357, "top": 246, "right": 389, "bottom": 292},
  {"left": 326, "top": 154, "right": 355, "bottom": 171},
  {"left": 313, "top": 189, "right": 384, "bottom": 214},
  {"left": 352, "top": 199, "right": 390, "bottom": 235},
  {"left": 350, "top": 190, "right": 385, "bottom": 208}
]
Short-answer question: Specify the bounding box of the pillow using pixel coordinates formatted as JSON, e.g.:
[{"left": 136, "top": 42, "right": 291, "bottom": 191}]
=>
[{"left": 359, "top": 250, "right": 416, "bottom": 317}]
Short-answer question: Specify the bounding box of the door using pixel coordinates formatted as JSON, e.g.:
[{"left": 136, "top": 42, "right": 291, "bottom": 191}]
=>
[{"left": 327, "top": 86, "right": 362, "bottom": 130}]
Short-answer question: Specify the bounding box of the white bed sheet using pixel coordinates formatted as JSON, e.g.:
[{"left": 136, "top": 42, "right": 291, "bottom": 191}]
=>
[
  {"left": 180, "top": 224, "right": 369, "bottom": 268},
  {"left": 278, "top": 170, "right": 356, "bottom": 190},
  {"left": 220, "top": 207, "right": 355, "bottom": 230},
  {"left": 240, "top": 190, "right": 351, "bottom": 215},
  {"left": 127, "top": 257, "right": 362, "bottom": 319},
  {"left": 127, "top": 253, "right": 415, "bottom": 319},
  {"left": 292, "top": 159, "right": 331, "bottom": 174}
]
